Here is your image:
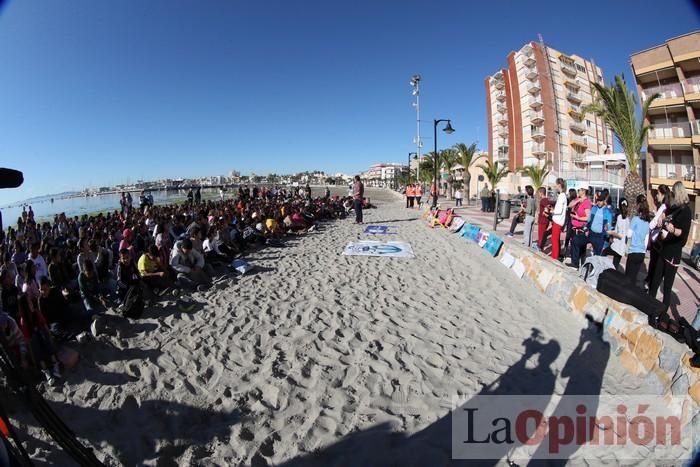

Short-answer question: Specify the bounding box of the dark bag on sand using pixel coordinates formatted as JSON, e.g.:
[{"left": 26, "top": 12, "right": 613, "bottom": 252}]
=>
[
  {"left": 121, "top": 285, "right": 144, "bottom": 319},
  {"left": 596, "top": 269, "right": 666, "bottom": 317}
]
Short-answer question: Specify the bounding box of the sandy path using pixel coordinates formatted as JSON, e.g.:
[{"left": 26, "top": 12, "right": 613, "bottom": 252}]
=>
[{"left": 9, "top": 188, "right": 656, "bottom": 466}]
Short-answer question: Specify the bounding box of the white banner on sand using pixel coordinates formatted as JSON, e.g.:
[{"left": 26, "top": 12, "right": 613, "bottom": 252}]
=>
[{"left": 342, "top": 241, "right": 415, "bottom": 258}]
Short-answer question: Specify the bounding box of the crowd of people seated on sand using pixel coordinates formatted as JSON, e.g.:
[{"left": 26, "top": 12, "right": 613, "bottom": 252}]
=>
[{"left": 0, "top": 185, "right": 367, "bottom": 385}]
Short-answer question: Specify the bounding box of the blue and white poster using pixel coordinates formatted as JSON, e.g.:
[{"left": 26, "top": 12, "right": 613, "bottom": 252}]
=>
[
  {"left": 342, "top": 241, "right": 415, "bottom": 258},
  {"left": 363, "top": 225, "right": 392, "bottom": 235}
]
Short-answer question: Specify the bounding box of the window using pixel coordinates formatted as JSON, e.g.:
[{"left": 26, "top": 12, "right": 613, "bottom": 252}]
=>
[
  {"left": 576, "top": 64, "right": 585, "bottom": 72},
  {"left": 586, "top": 120, "right": 592, "bottom": 128}
]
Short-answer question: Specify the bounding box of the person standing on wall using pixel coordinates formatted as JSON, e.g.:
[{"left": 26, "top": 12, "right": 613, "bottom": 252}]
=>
[
  {"left": 550, "top": 178, "right": 568, "bottom": 261},
  {"left": 353, "top": 175, "right": 364, "bottom": 224}
]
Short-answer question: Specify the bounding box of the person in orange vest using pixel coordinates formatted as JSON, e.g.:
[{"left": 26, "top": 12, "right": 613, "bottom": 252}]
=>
[
  {"left": 406, "top": 183, "right": 414, "bottom": 208},
  {"left": 415, "top": 184, "right": 423, "bottom": 208}
]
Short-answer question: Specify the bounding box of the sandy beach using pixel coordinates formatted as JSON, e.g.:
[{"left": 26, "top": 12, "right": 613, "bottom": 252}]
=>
[{"left": 7, "top": 188, "right": 661, "bottom": 466}]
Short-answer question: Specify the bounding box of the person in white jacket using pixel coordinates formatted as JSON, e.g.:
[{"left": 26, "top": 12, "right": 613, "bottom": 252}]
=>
[
  {"left": 169, "top": 238, "right": 211, "bottom": 290},
  {"left": 550, "top": 178, "right": 568, "bottom": 261}
]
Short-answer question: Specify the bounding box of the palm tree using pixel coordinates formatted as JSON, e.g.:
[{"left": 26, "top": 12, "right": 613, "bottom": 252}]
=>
[
  {"left": 584, "top": 74, "right": 659, "bottom": 215},
  {"left": 420, "top": 152, "right": 438, "bottom": 185},
  {"left": 440, "top": 148, "right": 459, "bottom": 199},
  {"left": 519, "top": 162, "right": 551, "bottom": 190},
  {"left": 454, "top": 142, "right": 482, "bottom": 205},
  {"left": 477, "top": 160, "right": 511, "bottom": 191}
]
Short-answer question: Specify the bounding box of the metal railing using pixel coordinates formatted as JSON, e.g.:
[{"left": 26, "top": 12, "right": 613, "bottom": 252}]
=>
[
  {"left": 567, "top": 91, "right": 582, "bottom": 102},
  {"left": 650, "top": 163, "right": 697, "bottom": 182},
  {"left": 531, "top": 143, "right": 546, "bottom": 154},
  {"left": 531, "top": 128, "right": 545, "bottom": 138},
  {"left": 560, "top": 169, "right": 625, "bottom": 186},
  {"left": 640, "top": 82, "right": 683, "bottom": 101},
  {"left": 649, "top": 121, "right": 693, "bottom": 139},
  {"left": 529, "top": 97, "right": 543, "bottom": 107}
]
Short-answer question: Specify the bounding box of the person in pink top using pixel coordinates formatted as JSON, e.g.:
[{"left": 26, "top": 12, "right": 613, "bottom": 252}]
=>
[
  {"left": 352, "top": 175, "right": 364, "bottom": 224},
  {"left": 568, "top": 187, "right": 592, "bottom": 268}
]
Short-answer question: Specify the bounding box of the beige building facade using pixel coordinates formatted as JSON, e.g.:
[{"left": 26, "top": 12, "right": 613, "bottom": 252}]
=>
[
  {"left": 630, "top": 30, "right": 700, "bottom": 229},
  {"left": 485, "top": 41, "right": 617, "bottom": 194}
]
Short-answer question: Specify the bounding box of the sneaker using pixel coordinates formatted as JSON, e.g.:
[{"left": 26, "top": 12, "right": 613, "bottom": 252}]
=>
[{"left": 506, "top": 233, "right": 514, "bottom": 238}]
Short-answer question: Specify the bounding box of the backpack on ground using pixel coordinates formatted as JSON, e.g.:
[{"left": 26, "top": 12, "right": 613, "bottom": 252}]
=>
[{"left": 121, "top": 285, "right": 144, "bottom": 319}]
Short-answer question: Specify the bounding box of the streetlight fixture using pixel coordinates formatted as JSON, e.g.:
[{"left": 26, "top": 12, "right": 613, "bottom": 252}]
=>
[
  {"left": 408, "top": 152, "right": 417, "bottom": 183},
  {"left": 410, "top": 75, "right": 422, "bottom": 183},
  {"left": 432, "top": 119, "right": 455, "bottom": 208}
]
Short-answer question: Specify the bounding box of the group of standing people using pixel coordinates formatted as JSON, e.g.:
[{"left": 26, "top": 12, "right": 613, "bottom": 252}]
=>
[
  {"left": 404, "top": 183, "right": 424, "bottom": 209},
  {"left": 507, "top": 178, "right": 693, "bottom": 312}
]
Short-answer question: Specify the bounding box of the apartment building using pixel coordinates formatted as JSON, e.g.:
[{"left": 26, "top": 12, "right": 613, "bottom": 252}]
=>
[
  {"left": 485, "top": 41, "right": 616, "bottom": 194},
  {"left": 630, "top": 30, "right": 700, "bottom": 223},
  {"left": 363, "top": 163, "right": 408, "bottom": 187}
]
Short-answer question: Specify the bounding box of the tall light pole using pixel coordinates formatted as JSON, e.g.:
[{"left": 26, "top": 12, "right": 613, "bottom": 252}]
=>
[
  {"left": 432, "top": 119, "right": 455, "bottom": 208},
  {"left": 408, "top": 152, "right": 417, "bottom": 182},
  {"left": 410, "top": 75, "right": 422, "bottom": 183}
]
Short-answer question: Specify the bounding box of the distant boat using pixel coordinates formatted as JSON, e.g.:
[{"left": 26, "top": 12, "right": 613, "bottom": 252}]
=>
[{"left": 51, "top": 198, "right": 54, "bottom": 203}]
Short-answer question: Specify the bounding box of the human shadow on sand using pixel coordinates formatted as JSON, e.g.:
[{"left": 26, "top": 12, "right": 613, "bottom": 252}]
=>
[
  {"left": 279, "top": 322, "right": 610, "bottom": 467},
  {"left": 42, "top": 397, "right": 244, "bottom": 466}
]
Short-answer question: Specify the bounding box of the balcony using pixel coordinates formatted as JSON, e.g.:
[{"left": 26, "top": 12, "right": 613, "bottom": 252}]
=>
[
  {"left": 570, "top": 135, "right": 588, "bottom": 149},
  {"left": 527, "top": 82, "right": 541, "bottom": 94},
  {"left": 561, "top": 63, "right": 577, "bottom": 77},
  {"left": 640, "top": 82, "right": 684, "bottom": 106},
  {"left": 522, "top": 44, "right": 533, "bottom": 56},
  {"left": 568, "top": 106, "right": 584, "bottom": 119},
  {"left": 685, "top": 76, "right": 700, "bottom": 99},
  {"left": 529, "top": 97, "right": 543, "bottom": 109},
  {"left": 496, "top": 92, "right": 506, "bottom": 102},
  {"left": 531, "top": 127, "right": 545, "bottom": 140},
  {"left": 526, "top": 69, "right": 538, "bottom": 80},
  {"left": 494, "top": 80, "right": 505, "bottom": 90},
  {"left": 648, "top": 122, "right": 697, "bottom": 144},
  {"left": 496, "top": 103, "right": 507, "bottom": 113},
  {"left": 530, "top": 110, "right": 544, "bottom": 124},
  {"left": 694, "top": 119, "right": 700, "bottom": 144},
  {"left": 566, "top": 92, "right": 583, "bottom": 104},
  {"left": 569, "top": 120, "right": 586, "bottom": 133},
  {"left": 531, "top": 143, "right": 547, "bottom": 157},
  {"left": 498, "top": 127, "right": 509, "bottom": 138},
  {"left": 564, "top": 77, "right": 581, "bottom": 89},
  {"left": 524, "top": 55, "right": 536, "bottom": 68},
  {"left": 498, "top": 114, "right": 508, "bottom": 124},
  {"left": 650, "top": 163, "right": 697, "bottom": 187}
]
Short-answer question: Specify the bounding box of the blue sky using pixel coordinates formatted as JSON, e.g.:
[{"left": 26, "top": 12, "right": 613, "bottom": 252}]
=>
[{"left": 0, "top": 0, "right": 698, "bottom": 204}]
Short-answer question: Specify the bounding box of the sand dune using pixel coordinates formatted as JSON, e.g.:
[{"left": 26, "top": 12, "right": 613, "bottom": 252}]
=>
[{"left": 8, "top": 188, "right": 662, "bottom": 466}]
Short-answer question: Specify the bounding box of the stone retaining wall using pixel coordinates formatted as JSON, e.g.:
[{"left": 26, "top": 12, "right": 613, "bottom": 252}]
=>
[{"left": 485, "top": 232, "right": 700, "bottom": 412}]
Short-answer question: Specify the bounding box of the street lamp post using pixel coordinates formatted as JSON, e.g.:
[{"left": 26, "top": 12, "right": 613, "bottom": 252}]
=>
[
  {"left": 408, "top": 152, "right": 417, "bottom": 183},
  {"left": 410, "top": 75, "right": 422, "bottom": 184},
  {"left": 432, "top": 119, "right": 455, "bottom": 208}
]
